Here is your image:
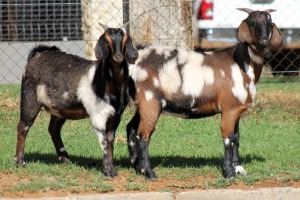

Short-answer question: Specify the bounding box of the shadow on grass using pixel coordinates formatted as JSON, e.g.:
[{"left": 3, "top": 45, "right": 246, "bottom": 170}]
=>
[{"left": 24, "top": 152, "right": 265, "bottom": 171}]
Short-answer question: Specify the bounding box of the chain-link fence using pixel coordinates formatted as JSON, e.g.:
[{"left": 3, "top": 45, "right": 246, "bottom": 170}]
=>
[{"left": 0, "top": 0, "right": 299, "bottom": 85}]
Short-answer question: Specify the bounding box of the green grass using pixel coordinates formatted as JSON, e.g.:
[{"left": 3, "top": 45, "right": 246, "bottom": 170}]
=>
[{"left": 0, "top": 77, "right": 300, "bottom": 195}]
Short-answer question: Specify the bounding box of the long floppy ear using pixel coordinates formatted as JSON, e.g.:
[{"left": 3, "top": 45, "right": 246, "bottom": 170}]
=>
[
  {"left": 94, "top": 34, "right": 108, "bottom": 60},
  {"left": 236, "top": 20, "right": 253, "bottom": 44},
  {"left": 270, "top": 23, "right": 283, "bottom": 47},
  {"left": 125, "top": 35, "right": 139, "bottom": 64}
]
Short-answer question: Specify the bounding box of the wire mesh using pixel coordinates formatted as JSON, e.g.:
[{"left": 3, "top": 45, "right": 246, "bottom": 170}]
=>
[{"left": 0, "top": 0, "right": 299, "bottom": 85}]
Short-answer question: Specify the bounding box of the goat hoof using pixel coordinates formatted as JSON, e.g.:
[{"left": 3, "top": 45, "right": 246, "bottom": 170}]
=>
[
  {"left": 103, "top": 166, "right": 118, "bottom": 178},
  {"left": 235, "top": 166, "right": 247, "bottom": 176},
  {"left": 223, "top": 166, "right": 235, "bottom": 178},
  {"left": 15, "top": 159, "right": 26, "bottom": 167},
  {"left": 58, "top": 156, "right": 72, "bottom": 163}
]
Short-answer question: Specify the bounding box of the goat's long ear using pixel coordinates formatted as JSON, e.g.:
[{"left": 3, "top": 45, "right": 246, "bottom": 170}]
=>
[
  {"left": 94, "top": 34, "right": 108, "bottom": 60},
  {"left": 237, "top": 20, "right": 253, "bottom": 44},
  {"left": 270, "top": 23, "right": 283, "bottom": 47},
  {"left": 125, "top": 36, "right": 139, "bottom": 64}
]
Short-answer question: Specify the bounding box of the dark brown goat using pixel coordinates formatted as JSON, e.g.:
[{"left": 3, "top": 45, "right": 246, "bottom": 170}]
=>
[
  {"left": 127, "top": 8, "right": 283, "bottom": 179},
  {"left": 15, "top": 23, "right": 138, "bottom": 177}
]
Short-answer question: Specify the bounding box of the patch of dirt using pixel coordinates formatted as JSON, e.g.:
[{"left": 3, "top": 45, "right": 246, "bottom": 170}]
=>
[{"left": 1, "top": 172, "right": 300, "bottom": 198}]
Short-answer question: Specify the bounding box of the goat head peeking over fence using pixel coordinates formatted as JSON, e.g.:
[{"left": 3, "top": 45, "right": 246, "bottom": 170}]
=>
[
  {"left": 127, "top": 8, "right": 283, "bottom": 179},
  {"left": 15, "top": 22, "right": 138, "bottom": 178}
]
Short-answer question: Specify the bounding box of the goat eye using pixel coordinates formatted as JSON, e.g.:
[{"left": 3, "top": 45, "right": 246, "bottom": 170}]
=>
[{"left": 250, "top": 20, "right": 256, "bottom": 27}]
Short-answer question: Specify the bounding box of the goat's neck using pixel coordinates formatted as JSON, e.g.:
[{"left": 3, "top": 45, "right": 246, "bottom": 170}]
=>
[
  {"left": 107, "top": 60, "right": 129, "bottom": 87},
  {"left": 234, "top": 43, "right": 264, "bottom": 84}
]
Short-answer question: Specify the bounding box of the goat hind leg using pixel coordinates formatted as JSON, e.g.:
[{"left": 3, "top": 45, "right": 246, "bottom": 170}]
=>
[
  {"left": 48, "top": 116, "right": 70, "bottom": 163},
  {"left": 16, "top": 80, "right": 41, "bottom": 166}
]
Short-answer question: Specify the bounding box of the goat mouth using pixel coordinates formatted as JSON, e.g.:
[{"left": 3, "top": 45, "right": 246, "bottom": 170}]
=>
[
  {"left": 113, "top": 55, "right": 124, "bottom": 63},
  {"left": 256, "top": 43, "right": 268, "bottom": 50}
]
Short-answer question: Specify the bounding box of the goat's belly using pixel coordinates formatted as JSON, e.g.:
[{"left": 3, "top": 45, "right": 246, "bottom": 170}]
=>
[
  {"left": 44, "top": 106, "right": 89, "bottom": 120},
  {"left": 163, "top": 101, "right": 219, "bottom": 119}
]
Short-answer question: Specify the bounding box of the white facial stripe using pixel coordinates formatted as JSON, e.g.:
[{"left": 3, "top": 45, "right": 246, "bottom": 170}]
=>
[
  {"left": 77, "top": 65, "right": 115, "bottom": 131},
  {"left": 129, "top": 64, "right": 148, "bottom": 82},
  {"left": 248, "top": 47, "right": 263, "bottom": 64},
  {"left": 145, "top": 90, "right": 154, "bottom": 101},
  {"left": 158, "top": 59, "right": 181, "bottom": 95},
  {"left": 231, "top": 64, "right": 247, "bottom": 104}
]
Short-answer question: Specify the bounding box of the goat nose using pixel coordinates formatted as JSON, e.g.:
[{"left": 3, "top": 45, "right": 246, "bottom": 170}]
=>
[
  {"left": 260, "top": 38, "right": 269, "bottom": 46},
  {"left": 113, "top": 54, "right": 124, "bottom": 62}
]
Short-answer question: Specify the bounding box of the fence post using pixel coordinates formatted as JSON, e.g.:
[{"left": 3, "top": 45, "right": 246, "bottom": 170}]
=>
[{"left": 129, "top": 0, "right": 193, "bottom": 49}]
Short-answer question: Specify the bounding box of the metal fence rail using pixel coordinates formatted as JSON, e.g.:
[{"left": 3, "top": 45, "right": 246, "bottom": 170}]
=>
[{"left": 0, "top": 0, "right": 299, "bottom": 85}]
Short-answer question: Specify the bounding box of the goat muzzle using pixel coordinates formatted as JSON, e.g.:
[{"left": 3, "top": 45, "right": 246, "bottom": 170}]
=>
[
  {"left": 113, "top": 54, "right": 124, "bottom": 63},
  {"left": 257, "top": 38, "right": 269, "bottom": 49}
]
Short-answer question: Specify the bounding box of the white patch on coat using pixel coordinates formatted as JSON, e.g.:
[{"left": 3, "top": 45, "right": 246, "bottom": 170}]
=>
[
  {"left": 231, "top": 64, "right": 247, "bottom": 104},
  {"left": 181, "top": 63, "right": 214, "bottom": 97},
  {"left": 158, "top": 59, "right": 181, "bottom": 95},
  {"left": 153, "top": 77, "right": 159, "bottom": 87},
  {"left": 77, "top": 65, "right": 115, "bottom": 131},
  {"left": 248, "top": 47, "right": 263, "bottom": 64},
  {"left": 62, "top": 92, "right": 68, "bottom": 99},
  {"left": 220, "top": 70, "right": 225, "bottom": 77},
  {"left": 204, "top": 51, "right": 214, "bottom": 55},
  {"left": 129, "top": 141, "right": 135, "bottom": 147},
  {"left": 129, "top": 64, "right": 148, "bottom": 82},
  {"left": 244, "top": 62, "right": 256, "bottom": 102},
  {"left": 37, "top": 84, "right": 51, "bottom": 106},
  {"left": 161, "top": 99, "right": 166, "bottom": 108},
  {"left": 145, "top": 90, "right": 154, "bottom": 101}
]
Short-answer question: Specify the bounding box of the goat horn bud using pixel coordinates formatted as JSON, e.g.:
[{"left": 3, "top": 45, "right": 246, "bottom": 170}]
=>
[
  {"left": 264, "top": 9, "right": 277, "bottom": 13},
  {"left": 236, "top": 8, "right": 254, "bottom": 14},
  {"left": 98, "top": 22, "right": 110, "bottom": 31},
  {"left": 121, "top": 21, "right": 130, "bottom": 29}
]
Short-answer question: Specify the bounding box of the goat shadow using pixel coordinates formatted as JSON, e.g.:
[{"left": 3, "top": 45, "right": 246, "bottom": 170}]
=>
[{"left": 24, "top": 152, "right": 265, "bottom": 171}]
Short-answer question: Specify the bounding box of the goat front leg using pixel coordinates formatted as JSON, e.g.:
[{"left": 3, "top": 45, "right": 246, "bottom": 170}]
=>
[
  {"left": 48, "top": 115, "right": 70, "bottom": 163},
  {"left": 221, "top": 111, "right": 241, "bottom": 178},
  {"left": 93, "top": 127, "right": 117, "bottom": 177},
  {"left": 126, "top": 111, "right": 140, "bottom": 167},
  {"left": 232, "top": 119, "right": 247, "bottom": 176}
]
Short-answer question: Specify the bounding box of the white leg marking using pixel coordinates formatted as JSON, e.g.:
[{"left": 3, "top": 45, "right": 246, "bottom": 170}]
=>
[
  {"left": 235, "top": 165, "right": 247, "bottom": 176},
  {"left": 59, "top": 147, "right": 66, "bottom": 152},
  {"left": 224, "top": 138, "right": 230, "bottom": 146},
  {"left": 94, "top": 128, "right": 107, "bottom": 155}
]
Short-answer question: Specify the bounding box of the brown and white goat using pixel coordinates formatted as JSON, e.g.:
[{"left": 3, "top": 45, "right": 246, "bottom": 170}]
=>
[
  {"left": 15, "top": 23, "right": 138, "bottom": 177},
  {"left": 126, "top": 8, "right": 283, "bottom": 179}
]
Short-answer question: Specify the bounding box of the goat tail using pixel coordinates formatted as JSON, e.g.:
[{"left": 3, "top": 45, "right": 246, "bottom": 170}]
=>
[{"left": 27, "top": 45, "right": 60, "bottom": 61}]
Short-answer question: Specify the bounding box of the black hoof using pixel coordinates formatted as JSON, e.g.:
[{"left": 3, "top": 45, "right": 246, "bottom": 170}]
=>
[{"left": 103, "top": 166, "right": 118, "bottom": 178}]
